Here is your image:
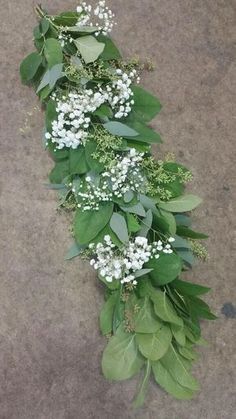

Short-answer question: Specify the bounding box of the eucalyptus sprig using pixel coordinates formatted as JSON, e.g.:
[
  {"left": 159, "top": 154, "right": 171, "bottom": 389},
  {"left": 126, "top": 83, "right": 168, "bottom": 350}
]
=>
[{"left": 20, "top": 1, "right": 215, "bottom": 407}]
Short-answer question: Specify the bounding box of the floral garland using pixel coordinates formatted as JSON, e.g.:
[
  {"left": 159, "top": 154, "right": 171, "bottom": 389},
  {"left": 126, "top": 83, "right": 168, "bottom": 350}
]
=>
[{"left": 20, "top": 1, "right": 215, "bottom": 407}]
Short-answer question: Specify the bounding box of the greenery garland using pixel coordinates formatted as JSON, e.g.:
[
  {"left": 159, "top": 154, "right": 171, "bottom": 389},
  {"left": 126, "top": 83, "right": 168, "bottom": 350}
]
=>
[{"left": 20, "top": 1, "right": 215, "bottom": 407}]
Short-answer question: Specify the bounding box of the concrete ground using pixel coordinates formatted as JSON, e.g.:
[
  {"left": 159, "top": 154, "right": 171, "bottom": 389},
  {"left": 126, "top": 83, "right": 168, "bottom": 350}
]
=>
[{"left": 0, "top": 0, "right": 236, "bottom": 418}]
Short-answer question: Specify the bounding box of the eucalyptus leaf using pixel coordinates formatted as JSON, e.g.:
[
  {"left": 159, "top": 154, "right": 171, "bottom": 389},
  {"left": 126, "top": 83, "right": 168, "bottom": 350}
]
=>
[
  {"left": 136, "top": 325, "right": 172, "bottom": 361},
  {"left": 37, "top": 63, "right": 64, "bottom": 92},
  {"left": 20, "top": 52, "right": 42, "bottom": 83},
  {"left": 171, "top": 324, "right": 186, "bottom": 346},
  {"left": 171, "top": 279, "right": 211, "bottom": 296},
  {"left": 131, "top": 86, "right": 162, "bottom": 122},
  {"left": 103, "top": 121, "right": 138, "bottom": 137},
  {"left": 110, "top": 213, "right": 129, "bottom": 243},
  {"left": 146, "top": 253, "right": 182, "bottom": 286},
  {"left": 134, "top": 297, "right": 163, "bottom": 333},
  {"left": 44, "top": 38, "right": 63, "bottom": 68},
  {"left": 74, "top": 35, "right": 105, "bottom": 64},
  {"left": 126, "top": 213, "right": 140, "bottom": 233},
  {"left": 74, "top": 202, "right": 114, "bottom": 244},
  {"left": 152, "top": 361, "right": 196, "bottom": 400},
  {"left": 160, "top": 344, "right": 200, "bottom": 391},
  {"left": 99, "top": 292, "right": 118, "bottom": 335},
  {"left": 120, "top": 202, "right": 146, "bottom": 217},
  {"left": 102, "top": 326, "right": 144, "bottom": 380},
  {"left": 138, "top": 209, "right": 153, "bottom": 237},
  {"left": 65, "top": 242, "right": 86, "bottom": 260},
  {"left": 133, "top": 361, "right": 151, "bottom": 408},
  {"left": 150, "top": 289, "right": 183, "bottom": 327},
  {"left": 97, "top": 34, "right": 121, "bottom": 60},
  {"left": 159, "top": 195, "right": 202, "bottom": 213}
]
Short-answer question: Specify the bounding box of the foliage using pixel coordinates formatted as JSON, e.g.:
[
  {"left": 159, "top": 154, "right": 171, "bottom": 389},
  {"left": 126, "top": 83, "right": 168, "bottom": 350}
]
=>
[{"left": 20, "top": 1, "right": 213, "bottom": 407}]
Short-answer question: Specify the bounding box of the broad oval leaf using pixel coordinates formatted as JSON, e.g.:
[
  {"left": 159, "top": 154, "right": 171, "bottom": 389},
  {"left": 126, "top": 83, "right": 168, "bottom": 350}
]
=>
[
  {"left": 74, "top": 35, "right": 105, "bottom": 64},
  {"left": 74, "top": 202, "right": 114, "bottom": 244},
  {"left": 102, "top": 326, "right": 144, "bottom": 380},
  {"left": 159, "top": 194, "right": 202, "bottom": 213},
  {"left": 20, "top": 52, "right": 42, "bottom": 83},
  {"left": 132, "top": 86, "right": 162, "bottom": 122},
  {"left": 146, "top": 253, "right": 182, "bottom": 286},
  {"left": 134, "top": 297, "right": 163, "bottom": 333},
  {"left": 136, "top": 325, "right": 172, "bottom": 361},
  {"left": 44, "top": 38, "right": 63, "bottom": 68}
]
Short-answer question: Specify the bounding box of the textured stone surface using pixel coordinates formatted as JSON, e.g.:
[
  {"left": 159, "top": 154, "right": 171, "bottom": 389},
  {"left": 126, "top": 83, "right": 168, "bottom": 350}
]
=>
[{"left": 0, "top": 0, "right": 236, "bottom": 418}]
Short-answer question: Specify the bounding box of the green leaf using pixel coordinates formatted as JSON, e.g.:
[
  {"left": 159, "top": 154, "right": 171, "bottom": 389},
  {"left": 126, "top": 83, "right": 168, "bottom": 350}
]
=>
[
  {"left": 120, "top": 202, "right": 146, "bottom": 217},
  {"left": 136, "top": 325, "right": 172, "bottom": 361},
  {"left": 20, "top": 52, "right": 42, "bottom": 83},
  {"left": 37, "top": 63, "right": 64, "bottom": 93},
  {"left": 69, "top": 147, "right": 89, "bottom": 174},
  {"left": 102, "top": 326, "right": 144, "bottom": 381},
  {"left": 74, "top": 202, "right": 114, "bottom": 244},
  {"left": 171, "top": 324, "right": 186, "bottom": 346},
  {"left": 152, "top": 361, "right": 195, "bottom": 400},
  {"left": 40, "top": 18, "right": 50, "bottom": 35},
  {"left": 99, "top": 293, "right": 118, "bottom": 335},
  {"left": 49, "top": 160, "right": 69, "bottom": 183},
  {"left": 159, "top": 195, "right": 202, "bottom": 213},
  {"left": 134, "top": 297, "right": 163, "bottom": 333},
  {"left": 179, "top": 346, "right": 199, "bottom": 361},
  {"left": 146, "top": 253, "right": 182, "bottom": 286},
  {"left": 126, "top": 213, "right": 140, "bottom": 233},
  {"left": 160, "top": 344, "right": 200, "bottom": 391},
  {"left": 133, "top": 360, "right": 151, "bottom": 408},
  {"left": 94, "top": 103, "right": 113, "bottom": 119},
  {"left": 177, "top": 249, "right": 195, "bottom": 267},
  {"left": 44, "top": 38, "right": 63, "bottom": 68},
  {"left": 123, "top": 116, "right": 162, "bottom": 144},
  {"left": 66, "top": 25, "right": 97, "bottom": 33},
  {"left": 159, "top": 209, "right": 177, "bottom": 236},
  {"left": 74, "top": 35, "right": 105, "bottom": 64},
  {"left": 172, "top": 278, "right": 211, "bottom": 296},
  {"left": 103, "top": 121, "right": 138, "bottom": 137},
  {"left": 45, "top": 99, "right": 57, "bottom": 132},
  {"left": 173, "top": 235, "right": 191, "bottom": 249},
  {"left": 150, "top": 289, "right": 183, "bottom": 327},
  {"left": 175, "top": 214, "right": 191, "bottom": 227},
  {"left": 97, "top": 34, "right": 121, "bottom": 60},
  {"left": 65, "top": 242, "right": 86, "bottom": 260},
  {"left": 138, "top": 209, "right": 153, "bottom": 237},
  {"left": 176, "top": 225, "right": 208, "bottom": 239},
  {"left": 110, "top": 213, "right": 129, "bottom": 243},
  {"left": 85, "top": 140, "right": 104, "bottom": 172},
  {"left": 53, "top": 12, "right": 80, "bottom": 26},
  {"left": 131, "top": 86, "right": 162, "bottom": 122},
  {"left": 187, "top": 296, "right": 217, "bottom": 320}
]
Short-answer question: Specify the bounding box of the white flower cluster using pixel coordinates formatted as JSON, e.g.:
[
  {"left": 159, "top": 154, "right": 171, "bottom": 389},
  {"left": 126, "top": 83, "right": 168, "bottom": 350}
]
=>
[
  {"left": 89, "top": 235, "right": 175, "bottom": 284},
  {"left": 106, "top": 69, "right": 137, "bottom": 119},
  {"left": 45, "top": 90, "right": 105, "bottom": 149},
  {"left": 73, "top": 149, "right": 146, "bottom": 211},
  {"left": 76, "top": 1, "right": 115, "bottom": 36},
  {"left": 45, "top": 69, "right": 138, "bottom": 149}
]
